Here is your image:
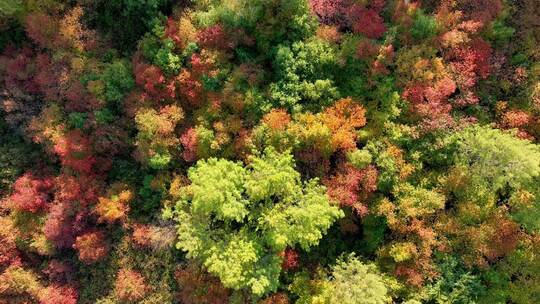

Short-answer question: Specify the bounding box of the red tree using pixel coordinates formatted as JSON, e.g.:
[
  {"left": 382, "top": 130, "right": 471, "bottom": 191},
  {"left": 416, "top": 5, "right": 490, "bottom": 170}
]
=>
[
  {"left": 25, "top": 13, "right": 59, "bottom": 49},
  {"left": 4, "top": 173, "right": 54, "bottom": 213},
  {"left": 180, "top": 127, "right": 199, "bottom": 162},
  {"left": 175, "top": 263, "right": 230, "bottom": 304},
  {"left": 43, "top": 202, "right": 78, "bottom": 248},
  {"left": 177, "top": 69, "right": 204, "bottom": 107},
  {"left": 53, "top": 130, "right": 97, "bottom": 174},
  {"left": 73, "top": 230, "right": 109, "bottom": 264},
  {"left": 38, "top": 285, "right": 78, "bottom": 304},
  {"left": 197, "top": 24, "right": 232, "bottom": 50},
  {"left": 0, "top": 46, "right": 40, "bottom": 94},
  {"left": 349, "top": 6, "right": 387, "bottom": 39},
  {"left": 447, "top": 39, "right": 492, "bottom": 89},
  {"left": 309, "top": 0, "right": 348, "bottom": 26},
  {"left": 43, "top": 173, "right": 100, "bottom": 248},
  {"left": 114, "top": 269, "right": 148, "bottom": 302},
  {"left": 324, "top": 163, "right": 378, "bottom": 216},
  {"left": 133, "top": 59, "right": 176, "bottom": 100},
  {"left": 280, "top": 248, "right": 300, "bottom": 271}
]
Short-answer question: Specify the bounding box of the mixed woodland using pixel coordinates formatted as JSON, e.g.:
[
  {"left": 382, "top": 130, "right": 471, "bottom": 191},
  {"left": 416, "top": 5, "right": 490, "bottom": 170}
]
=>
[{"left": 0, "top": 0, "right": 540, "bottom": 303}]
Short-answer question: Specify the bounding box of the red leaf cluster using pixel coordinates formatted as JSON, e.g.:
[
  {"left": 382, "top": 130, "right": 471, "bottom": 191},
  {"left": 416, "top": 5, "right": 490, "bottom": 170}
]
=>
[
  {"left": 0, "top": 47, "right": 40, "bottom": 94},
  {"left": 175, "top": 263, "right": 230, "bottom": 304},
  {"left": 73, "top": 231, "right": 109, "bottom": 264},
  {"left": 403, "top": 78, "right": 457, "bottom": 124},
  {"left": 53, "top": 130, "right": 96, "bottom": 174},
  {"left": 134, "top": 60, "right": 176, "bottom": 100},
  {"left": 25, "top": 13, "right": 60, "bottom": 49},
  {"left": 325, "top": 164, "right": 378, "bottom": 216},
  {"left": 114, "top": 269, "right": 148, "bottom": 302},
  {"left": 349, "top": 6, "right": 387, "bottom": 39},
  {"left": 180, "top": 127, "right": 199, "bottom": 162},
  {"left": 38, "top": 285, "right": 78, "bottom": 304},
  {"left": 4, "top": 173, "right": 54, "bottom": 213},
  {"left": 131, "top": 224, "right": 176, "bottom": 250},
  {"left": 197, "top": 24, "right": 232, "bottom": 50},
  {"left": 280, "top": 248, "right": 300, "bottom": 271},
  {"left": 448, "top": 39, "right": 492, "bottom": 88},
  {"left": 177, "top": 69, "right": 204, "bottom": 107},
  {"left": 309, "top": 0, "right": 348, "bottom": 25},
  {"left": 43, "top": 202, "right": 78, "bottom": 248}
]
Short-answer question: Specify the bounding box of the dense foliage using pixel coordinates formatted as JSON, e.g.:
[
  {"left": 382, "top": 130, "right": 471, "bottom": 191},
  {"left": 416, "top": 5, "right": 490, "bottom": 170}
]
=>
[{"left": 0, "top": 0, "right": 539, "bottom": 303}]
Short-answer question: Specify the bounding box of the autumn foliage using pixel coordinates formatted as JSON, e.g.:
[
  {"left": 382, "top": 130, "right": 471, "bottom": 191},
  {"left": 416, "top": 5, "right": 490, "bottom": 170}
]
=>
[
  {"left": 1, "top": 0, "right": 539, "bottom": 303},
  {"left": 114, "top": 269, "right": 148, "bottom": 302},
  {"left": 73, "top": 231, "right": 109, "bottom": 264}
]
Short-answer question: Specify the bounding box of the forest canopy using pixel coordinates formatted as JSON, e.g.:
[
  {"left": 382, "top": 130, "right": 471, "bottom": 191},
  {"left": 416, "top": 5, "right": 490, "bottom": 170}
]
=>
[{"left": 0, "top": 0, "right": 540, "bottom": 303}]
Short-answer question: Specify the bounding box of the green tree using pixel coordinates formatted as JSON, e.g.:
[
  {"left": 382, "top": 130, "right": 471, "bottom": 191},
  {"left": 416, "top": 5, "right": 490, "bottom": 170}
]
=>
[
  {"left": 101, "top": 60, "right": 135, "bottom": 105},
  {"left": 410, "top": 9, "right": 438, "bottom": 40},
  {"left": 270, "top": 39, "right": 339, "bottom": 112},
  {"left": 84, "top": 0, "right": 172, "bottom": 53},
  {"left": 446, "top": 126, "right": 540, "bottom": 230},
  {"left": 449, "top": 126, "right": 540, "bottom": 191},
  {"left": 165, "top": 148, "right": 343, "bottom": 296},
  {"left": 193, "top": 0, "right": 316, "bottom": 54},
  {"left": 321, "top": 254, "right": 397, "bottom": 304},
  {"left": 419, "top": 256, "right": 486, "bottom": 304}
]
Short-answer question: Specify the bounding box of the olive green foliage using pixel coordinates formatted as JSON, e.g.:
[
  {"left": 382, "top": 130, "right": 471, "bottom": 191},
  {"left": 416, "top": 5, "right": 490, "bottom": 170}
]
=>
[
  {"left": 322, "top": 254, "right": 397, "bottom": 304},
  {"left": 85, "top": 0, "right": 172, "bottom": 52},
  {"left": 68, "top": 112, "right": 87, "bottom": 129},
  {"left": 194, "top": 0, "right": 317, "bottom": 53},
  {"left": 450, "top": 126, "right": 540, "bottom": 191},
  {"left": 445, "top": 127, "right": 540, "bottom": 229},
  {"left": 419, "top": 256, "right": 485, "bottom": 304},
  {"left": 347, "top": 149, "right": 373, "bottom": 169},
  {"left": 139, "top": 22, "right": 183, "bottom": 75},
  {"left": 486, "top": 20, "right": 515, "bottom": 46},
  {"left": 0, "top": 118, "right": 43, "bottom": 196},
  {"left": 392, "top": 183, "right": 445, "bottom": 218},
  {"left": 270, "top": 39, "right": 339, "bottom": 112},
  {"left": 410, "top": 10, "right": 438, "bottom": 40},
  {"left": 101, "top": 60, "right": 135, "bottom": 105},
  {"left": 0, "top": 0, "right": 23, "bottom": 18},
  {"left": 167, "top": 148, "right": 343, "bottom": 296}
]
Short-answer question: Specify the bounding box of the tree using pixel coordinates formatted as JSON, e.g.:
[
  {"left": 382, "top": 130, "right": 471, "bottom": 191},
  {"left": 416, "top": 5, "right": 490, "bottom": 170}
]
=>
[
  {"left": 38, "top": 285, "right": 78, "bottom": 304},
  {"left": 114, "top": 268, "right": 148, "bottom": 302},
  {"left": 83, "top": 0, "right": 172, "bottom": 52},
  {"left": 131, "top": 223, "right": 176, "bottom": 250},
  {"left": 448, "top": 126, "right": 540, "bottom": 195},
  {"left": 321, "top": 254, "right": 397, "bottom": 304},
  {"left": 348, "top": 6, "right": 387, "bottom": 39},
  {"left": 309, "top": 0, "right": 347, "bottom": 26},
  {"left": 324, "top": 163, "right": 378, "bottom": 215},
  {"left": 73, "top": 230, "right": 109, "bottom": 264},
  {"left": 3, "top": 173, "right": 54, "bottom": 213},
  {"left": 134, "top": 105, "right": 184, "bottom": 169},
  {"left": 419, "top": 256, "right": 485, "bottom": 304},
  {"left": 166, "top": 148, "right": 343, "bottom": 296},
  {"left": 410, "top": 10, "right": 438, "bottom": 40},
  {"left": 175, "top": 262, "right": 230, "bottom": 304},
  {"left": 270, "top": 39, "right": 339, "bottom": 112},
  {"left": 53, "top": 130, "right": 96, "bottom": 174},
  {"left": 0, "top": 264, "right": 41, "bottom": 298},
  {"left": 94, "top": 183, "right": 132, "bottom": 224},
  {"left": 100, "top": 60, "right": 135, "bottom": 105}
]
